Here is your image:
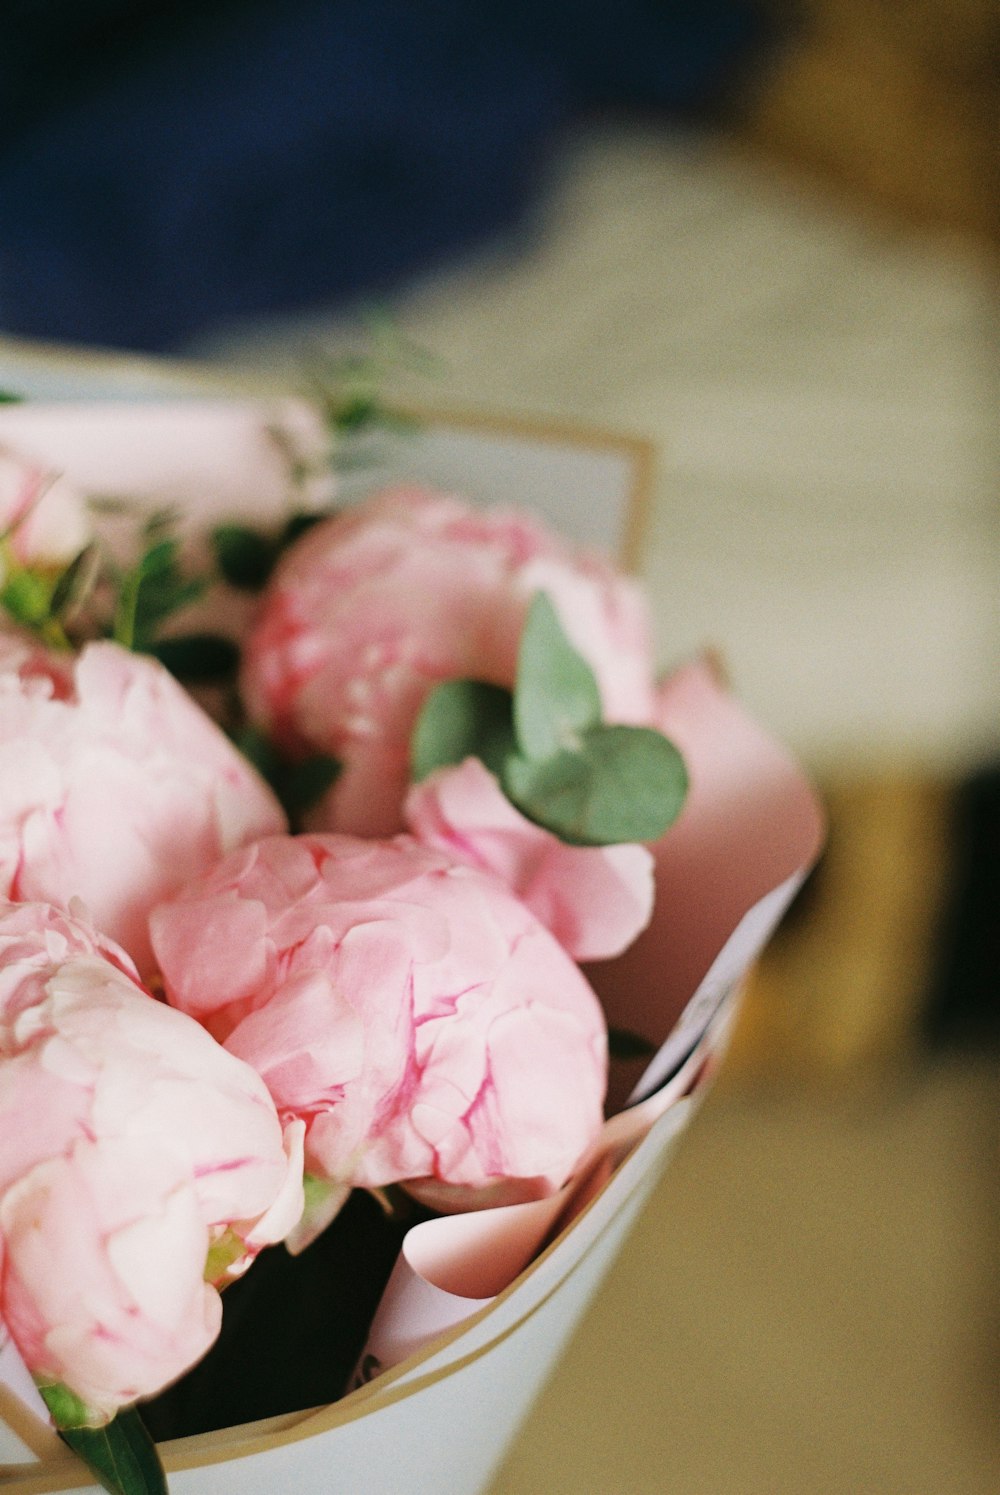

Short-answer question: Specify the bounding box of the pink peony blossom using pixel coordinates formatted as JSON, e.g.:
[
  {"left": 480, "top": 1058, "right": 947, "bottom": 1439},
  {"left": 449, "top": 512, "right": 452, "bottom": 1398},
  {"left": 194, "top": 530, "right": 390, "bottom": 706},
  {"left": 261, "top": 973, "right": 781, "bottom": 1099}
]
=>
[
  {"left": 0, "top": 900, "right": 304, "bottom": 1423},
  {"left": 404, "top": 757, "right": 654, "bottom": 961},
  {"left": 0, "top": 448, "right": 91, "bottom": 575},
  {"left": 150, "top": 833, "right": 608, "bottom": 1225},
  {"left": 240, "top": 486, "right": 655, "bottom": 836},
  {"left": 0, "top": 634, "right": 286, "bottom": 976}
]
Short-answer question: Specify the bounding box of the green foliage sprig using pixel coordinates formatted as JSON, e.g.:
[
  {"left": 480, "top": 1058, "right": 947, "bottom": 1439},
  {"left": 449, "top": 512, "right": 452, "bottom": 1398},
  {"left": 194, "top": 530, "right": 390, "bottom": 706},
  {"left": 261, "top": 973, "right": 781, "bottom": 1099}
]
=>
[{"left": 412, "top": 593, "right": 688, "bottom": 847}]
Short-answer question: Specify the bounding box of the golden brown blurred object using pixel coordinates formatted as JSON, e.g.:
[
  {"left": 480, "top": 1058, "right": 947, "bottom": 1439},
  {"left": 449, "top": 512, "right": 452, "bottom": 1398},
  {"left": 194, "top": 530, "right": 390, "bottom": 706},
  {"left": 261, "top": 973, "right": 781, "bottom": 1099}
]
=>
[
  {"left": 737, "top": 1, "right": 999, "bottom": 242},
  {"left": 728, "top": 774, "right": 955, "bottom": 1081}
]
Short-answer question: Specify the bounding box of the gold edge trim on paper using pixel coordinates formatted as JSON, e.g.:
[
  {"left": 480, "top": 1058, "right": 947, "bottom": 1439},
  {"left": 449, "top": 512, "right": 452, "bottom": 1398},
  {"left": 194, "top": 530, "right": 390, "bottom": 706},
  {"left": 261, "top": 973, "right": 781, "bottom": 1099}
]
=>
[
  {"left": 163, "top": 1140, "right": 660, "bottom": 1476},
  {"left": 0, "top": 338, "right": 655, "bottom": 570},
  {"left": 0, "top": 1112, "right": 675, "bottom": 1492},
  {"left": 0, "top": 1389, "right": 61, "bottom": 1464}
]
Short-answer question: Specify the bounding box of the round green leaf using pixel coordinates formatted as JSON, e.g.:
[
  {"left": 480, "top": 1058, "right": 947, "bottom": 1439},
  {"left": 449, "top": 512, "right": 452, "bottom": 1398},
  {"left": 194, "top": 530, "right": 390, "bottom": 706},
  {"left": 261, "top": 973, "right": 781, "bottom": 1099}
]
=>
[
  {"left": 150, "top": 632, "right": 240, "bottom": 683},
  {"left": 211, "top": 524, "right": 277, "bottom": 590},
  {"left": 504, "top": 724, "right": 688, "bottom": 846},
  {"left": 411, "top": 679, "right": 515, "bottom": 782},
  {"left": 513, "top": 592, "right": 602, "bottom": 760}
]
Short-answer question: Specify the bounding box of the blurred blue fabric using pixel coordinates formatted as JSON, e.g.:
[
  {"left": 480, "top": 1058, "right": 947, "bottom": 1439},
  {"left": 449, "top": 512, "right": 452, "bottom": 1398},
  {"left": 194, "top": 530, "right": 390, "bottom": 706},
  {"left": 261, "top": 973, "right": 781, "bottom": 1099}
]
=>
[{"left": 0, "top": 1, "right": 767, "bottom": 350}]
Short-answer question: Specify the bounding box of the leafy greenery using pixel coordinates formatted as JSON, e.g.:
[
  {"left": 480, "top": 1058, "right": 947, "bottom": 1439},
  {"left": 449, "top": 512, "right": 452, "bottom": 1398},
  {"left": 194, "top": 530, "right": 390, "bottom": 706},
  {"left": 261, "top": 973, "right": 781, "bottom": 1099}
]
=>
[
  {"left": 112, "top": 532, "right": 206, "bottom": 652},
  {"left": 210, "top": 511, "right": 334, "bottom": 594},
  {"left": 38, "top": 1387, "right": 166, "bottom": 1495},
  {"left": 305, "top": 309, "right": 440, "bottom": 446},
  {"left": 513, "top": 593, "right": 602, "bottom": 760},
  {"left": 58, "top": 1411, "right": 167, "bottom": 1495},
  {"left": 411, "top": 680, "right": 516, "bottom": 783},
  {"left": 149, "top": 633, "right": 240, "bottom": 684},
  {"left": 211, "top": 523, "right": 279, "bottom": 590},
  {"left": 235, "top": 726, "right": 342, "bottom": 823},
  {"left": 410, "top": 591, "right": 688, "bottom": 847},
  {"left": 0, "top": 567, "right": 53, "bottom": 629},
  {"left": 47, "top": 541, "right": 102, "bottom": 626},
  {"left": 505, "top": 724, "right": 687, "bottom": 847}
]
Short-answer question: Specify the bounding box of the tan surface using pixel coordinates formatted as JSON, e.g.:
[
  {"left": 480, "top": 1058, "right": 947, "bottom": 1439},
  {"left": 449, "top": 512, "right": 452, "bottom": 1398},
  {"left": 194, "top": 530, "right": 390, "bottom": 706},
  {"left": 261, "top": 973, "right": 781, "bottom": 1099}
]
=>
[
  {"left": 733, "top": 775, "right": 955, "bottom": 1077},
  {"left": 738, "top": 1, "right": 999, "bottom": 242},
  {"left": 490, "top": 775, "right": 998, "bottom": 1494},
  {"left": 490, "top": 1060, "right": 998, "bottom": 1495}
]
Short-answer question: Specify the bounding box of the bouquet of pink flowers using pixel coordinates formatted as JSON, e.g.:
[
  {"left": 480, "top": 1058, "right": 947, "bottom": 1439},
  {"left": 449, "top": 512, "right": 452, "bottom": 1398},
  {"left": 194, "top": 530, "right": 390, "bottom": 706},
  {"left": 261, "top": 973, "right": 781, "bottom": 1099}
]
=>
[{"left": 0, "top": 394, "right": 822, "bottom": 1494}]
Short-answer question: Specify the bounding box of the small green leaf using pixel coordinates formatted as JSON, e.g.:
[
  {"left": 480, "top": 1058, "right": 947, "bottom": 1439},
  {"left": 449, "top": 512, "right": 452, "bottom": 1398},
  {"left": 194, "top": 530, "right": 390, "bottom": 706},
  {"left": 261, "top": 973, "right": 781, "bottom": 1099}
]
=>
[
  {"left": 48, "top": 542, "right": 102, "bottom": 622},
  {"left": 211, "top": 523, "right": 277, "bottom": 590},
  {"left": 141, "top": 508, "right": 181, "bottom": 544},
  {"left": 608, "top": 1026, "right": 657, "bottom": 1061},
  {"left": 115, "top": 535, "right": 207, "bottom": 650},
  {"left": 230, "top": 729, "right": 341, "bottom": 820},
  {"left": 38, "top": 1381, "right": 93, "bottom": 1430},
  {"left": 135, "top": 524, "right": 180, "bottom": 574},
  {"left": 1, "top": 568, "right": 52, "bottom": 626},
  {"left": 279, "top": 510, "right": 328, "bottom": 549},
  {"left": 504, "top": 724, "right": 688, "bottom": 846},
  {"left": 332, "top": 392, "right": 381, "bottom": 433},
  {"left": 0, "top": 389, "right": 23, "bottom": 403},
  {"left": 38, "top": 1386, "right": 167, "bottom": 1495},
  {"left": 513, "top": 593, "right": 602, "bottom": 760},
  {"left": 411, "top": 680, "right": 516, "bottom": 782},
  {"left": 233, "top": 724, "right": 282, "bottom": 781},
  {"left": 57, "top": 1408, "right": 167, "bottom": 1495},
  {"left": 150, "top": 632, "right": 240, "bottom": 682}
]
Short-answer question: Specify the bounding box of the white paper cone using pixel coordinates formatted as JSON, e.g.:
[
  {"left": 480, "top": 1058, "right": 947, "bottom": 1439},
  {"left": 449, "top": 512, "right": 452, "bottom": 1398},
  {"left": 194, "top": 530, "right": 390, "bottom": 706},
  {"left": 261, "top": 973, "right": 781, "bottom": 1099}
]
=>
[{"left": 0, "top": 370, "right": 823, "bottom": 1495}]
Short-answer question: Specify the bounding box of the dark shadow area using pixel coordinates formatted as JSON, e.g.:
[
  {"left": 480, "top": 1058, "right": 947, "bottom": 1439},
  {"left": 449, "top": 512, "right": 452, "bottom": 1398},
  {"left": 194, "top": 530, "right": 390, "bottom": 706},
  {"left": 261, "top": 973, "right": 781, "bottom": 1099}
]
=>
[
  {"left": 0, "top": 1, "right": 773, "bottom": 349},
  {"left": 923, "top": 764, "right": 1000, "bottom": 1054}
]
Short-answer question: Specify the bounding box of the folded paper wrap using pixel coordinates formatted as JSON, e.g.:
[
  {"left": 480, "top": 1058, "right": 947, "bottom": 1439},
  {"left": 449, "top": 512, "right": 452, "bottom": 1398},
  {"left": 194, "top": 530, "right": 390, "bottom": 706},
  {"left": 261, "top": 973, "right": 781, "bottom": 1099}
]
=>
[{"left": 0, "top": 391, "right": 823, "bottom": 1494}]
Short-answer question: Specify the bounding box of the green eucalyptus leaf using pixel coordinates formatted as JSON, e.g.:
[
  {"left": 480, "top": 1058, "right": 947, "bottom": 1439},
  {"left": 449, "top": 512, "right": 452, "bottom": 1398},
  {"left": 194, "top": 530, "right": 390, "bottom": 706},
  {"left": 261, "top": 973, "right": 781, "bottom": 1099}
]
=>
[
  {"left": 504, "top": 723, "right": 687, "bottom": 847},
  {"left": 233, "top": 724, "right": 282, "bottom": 781},
  {"left": 211, "top": 523, "right": 277, "bottom": 590},
  {"left": 57, "top": 1407, "right": 167, "bottom": 1495},
  {"left": 49, "top": 542, "right": 102, "bottom": 622},
  {"left": 411, "top": 680, "right": 515, "bottom": 782},
  {"left": 149, "top": 632, "right": 240, "bottom": 683},
  {"left": 513, "top": 592, "right": 602, "bottom": 760}
]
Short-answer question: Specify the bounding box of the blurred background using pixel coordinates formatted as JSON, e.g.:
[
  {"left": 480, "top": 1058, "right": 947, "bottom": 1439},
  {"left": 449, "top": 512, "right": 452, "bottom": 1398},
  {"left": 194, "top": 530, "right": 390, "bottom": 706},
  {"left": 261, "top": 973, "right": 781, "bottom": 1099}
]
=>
[
  {"left": 3, "top": 0, "right": 995, "bottom": 1054},
  {"left": 1, "top": 3, "right": 997, "bottom": 1490}
]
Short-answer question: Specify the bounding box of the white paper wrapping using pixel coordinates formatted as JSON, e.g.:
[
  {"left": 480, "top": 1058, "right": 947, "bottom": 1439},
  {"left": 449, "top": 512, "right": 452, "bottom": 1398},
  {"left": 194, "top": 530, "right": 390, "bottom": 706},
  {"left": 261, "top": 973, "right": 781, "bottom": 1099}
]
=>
[{"left": 0, "top": 378, "right": 823, "bottom": 1494}]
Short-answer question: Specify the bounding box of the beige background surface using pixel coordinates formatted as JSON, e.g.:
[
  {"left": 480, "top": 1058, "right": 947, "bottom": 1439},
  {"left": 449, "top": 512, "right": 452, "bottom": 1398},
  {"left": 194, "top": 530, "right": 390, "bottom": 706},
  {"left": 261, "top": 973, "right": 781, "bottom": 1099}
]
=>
[{"left": 488, "top": 1057, "right": 998, "bottom": 1494}]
